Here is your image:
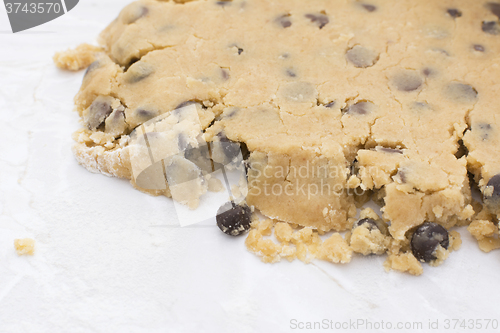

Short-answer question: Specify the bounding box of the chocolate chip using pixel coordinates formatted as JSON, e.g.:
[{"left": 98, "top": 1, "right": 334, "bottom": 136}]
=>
[
  {"left": 305, "top": 13, "right": 329, "bottom": 29},
  {"left": 184, "top": 144, "right": 212, "bottom": 173},
  {"left": 125, "top": 62, "right": 154, "bottom": 83},
  {"left": 345, "top": 101, "right": 374, "bottom": 115},
  {"left": 362, "top": 4, "right": 376, "bottom": 12},
  {"left": 216, "top": 0, "right": 231, "bottom": 7},
  {"left": 134, "top": 108, "right": 158, "bottom": 122},
  {"left": 126, "top": 6, "right": 148, "bottom": 24},
  {"left": 477, "top": 123, "right": 493, "bottom": 140},
  {"left": 166, "top": 156, "right": 203, "bottom": 186},
  {"left": 422, "top": 68, "right": 433, "bottom": 77},
  {"left": 221, "top": 68, "right": 230, "bottom": 80},
  {"left": 473, "top": 44, "right": 485, "bottom": 52},
  {"left": 391, "top": 71, "right": 423, "bottom": 92},
  {"left": 411, "top": 222, "right": 449, "bottom": 263},
  {"left": 84, "top": 60, "right": 100, "bottom": 78},
  {"left": 286, "top": 69, "right": 297, "bottom": 77},
  {"left": 216, "top": 201, "right": 252, "bottom": 236},
  {"left": 447, "top": 8, "right": 462, "bottom": 18},
  {"left": 482, "top": 21, "right": 500, "bottom": 35},
  {"left": 276, "top": 14, "right": 292, "bottom": 28},
  {"left": 237, "top": 47, "right": 243, "bottom": 55},
  {"left": 346, "top": 45, "right": 379, "bottom": 68},
  {"left": 484, "top": 174, "right": 500, "bottom": 214},
  {"left": 325, "top": 101, "right": 336, "bottom": 108},
  {"left": 87, "top": 98, "right": 112, "bottom": 130},
  {"left": 487, "top": 2, "right": 500, "bottom": 19},
  {"left": 445, "top": 82, "right": 478, "bottom": 103},
  {"left": 240, "top": 142, "right": 250, "bottom": 161},
  {"left": 352, "top": 218, "right": 378, "bottom": 231},
  {"left": 396, "top": 168, "right": 406, "bottom": 183},
  {"left": 218, "top": 132, "right": 241, "bottom": 161}
]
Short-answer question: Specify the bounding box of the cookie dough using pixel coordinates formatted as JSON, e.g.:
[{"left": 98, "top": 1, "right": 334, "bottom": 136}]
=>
[
  {"left": 60, "top": 0, "right": 500, "bottom": 272},
  {"left": 14, "top": 238, "right": 35, "bottom": 256}
]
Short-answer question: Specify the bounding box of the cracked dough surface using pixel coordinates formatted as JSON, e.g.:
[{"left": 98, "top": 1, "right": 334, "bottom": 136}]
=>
[{"left": 65, "top": 0, "right": 500, "bottom": 259}]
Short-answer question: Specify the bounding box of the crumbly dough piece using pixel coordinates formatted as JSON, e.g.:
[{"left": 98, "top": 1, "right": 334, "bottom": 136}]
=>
[
  {"left": 54, "top": 44, "right": 103, "bottom": 71},
  {"left": 60, "top": 0, "right": 500, "bottom": 262},
  {"left": 14, "top": 238, "right": 35, "bottom": 256}
]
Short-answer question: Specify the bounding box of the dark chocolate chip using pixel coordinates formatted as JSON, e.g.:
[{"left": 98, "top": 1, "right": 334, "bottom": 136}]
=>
[
  {"left": 237, "top": 47, "right": 244, "bottom": 55},
  {"left": 216, "top": 0, "right": 231, "bottom": 7},
  {"left": 84, "top": 61, "right": 100, "bottom": 78},
  {"left": 473, "top": 44, "right": 485, "bottom": 52},
  {"left": 391, "top": 71, "right": 423, "bottom": 92},
  {"left": 216, "top": 201, "right": 252, "bottom": 236},
  {"left": 126, "top": 6, "right": 148, "bottom": 24},
  {"left": 484, "top": 174, "right": 500, "bottom": 214},
  {"left": 352, "top": 218, "right": 378, "bottom": 231},
  {"left": 87, "top": 99, "right": 112, "bottom": 130},
  {"left": 325, "top": 101, "right": 336, "bottom": 108},
  {"left": 482, "top": 21, "right": 500, "bottom": 35},
  {"left": 396, "top": 168, "right": 406, "bottom": 183},
  {"left": 422, "top": 68, "right": 433, "bottom": 77},
  {"left": 276, "top": 14, "right": 292, "bottom": 28},
  {"left": 126, "top": 63, "right": 154, "bottom": 83},
  {"left": 240, "top": 142, "right": 250, "bottom": 161},
  {"left": 218, "top": 132, "right": 241, "bottom": 161},
  {"left": 411, "top": 222, "right": 449, "bottom": 263},
  {"left": 165, "top": 156, "right": 203, "bottom": 185},
  {"left": 346, "top": 101, "right": 374, "bottom": 115},
  {"left": 477, "top": 123, "right": 493, "bottom": 140},
  {"left": 346, "top": 45, "right": 378, "bottom": 68},
  {"left": 445, "top": 82, "right": 478, "bottom": 102},
  {"left": 447, "top": 8, "right": 462, "bottom": 18},
  {"left": 135, "top": 108, "right": 158, "bottom": 122},
  {"left": 286, "top": 69, "right": 297, "bottom": 77},
  {"left": 305, "top": 13, "right": 329, "bottom": 29},
  {"left": 362, "top": 4, "right": 377, "bottom": 12},
  {"left": 184, "top": 144, "right": 212, "bottom": 173},
  {"left": 221, "top": 68, "right": 230, "bottom": 81},
  {"left": 487, "top": 2, "right": 500, "bottom": 19}
]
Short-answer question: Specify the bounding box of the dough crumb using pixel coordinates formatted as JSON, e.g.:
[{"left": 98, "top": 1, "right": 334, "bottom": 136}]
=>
[
  {"left": 14, "top": 238, "right": 35, "bottom": 256},
  {"left": 384, "top": 252, "right": 423, "bottom": 276},
  {"left": 53, "top": 43, "right": 102, "bottom": 71},
  {"left": 318, "top": 233, "right": 352, "bottom": 264},
  {"left": 467, "top": 220, "right": 500, "bottom": 252}
]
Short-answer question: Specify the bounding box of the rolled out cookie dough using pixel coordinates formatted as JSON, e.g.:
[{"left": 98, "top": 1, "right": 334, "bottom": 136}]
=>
[{"left": 60, "top": 0, "right": 500, "bottom": 272}]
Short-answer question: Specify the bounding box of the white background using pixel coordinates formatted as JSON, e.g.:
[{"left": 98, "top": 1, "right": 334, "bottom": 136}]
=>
[{"left": 0, "top": 1, "right": 499, "bottom": 332}]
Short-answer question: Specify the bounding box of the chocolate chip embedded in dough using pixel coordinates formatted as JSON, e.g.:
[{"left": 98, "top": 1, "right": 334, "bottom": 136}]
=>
[
  {"left": 346, "top": 45, "right": 379, "bottom": 68},
  {"left": 325, "top": 101, "right": 336, "bottom": 108},
  {"left": 352, "top": 218, "right": 378, "bottom": 231},
  {"left": 477, "top": 123, "right": 493, "bottom": 140},
  {"left": 362, "top": 4, "right": 377, "bottom": 12},
  {"left": 391, "top": 71, "right": 423, "bottom": 92},
  {"left": 105, "top": 108, "right": 127, "bottom": 136},
  {"left": 482, "top": 21, "right": 500, "bottom": 35},
  {"left": 276, "top": 14, "right": 292, "bottom": 28},
  {"left": 216, "top": 0, "right": 232, "bottom": 7},
  {"left": 125, "top": 62, "right": 154, "bottom": 83},
  {"left": 486, "top": 2, "right": 500, "bottom": 19},
  {"left": 411, "top": 222, "right": 449, "bottom": 263},
  {"left": 84, "top": 60, "right": 100, "bottom": 78},
  {"left": 134, "top": 108, "right": 159, "bottom": 122},
  {"left": 346, "top": 101, "right": 375, "bottom": 115},
  {"left": 305, "top": 13, "right": 329, "bottom": 29},
  {"left": 221, "top": 68, "right": 230, "bottom": 81},
  {"left": 484, "top": 174, "right": 500, "bottom": 214},
  {"left": 216, "top": 201, "right": 252, "bottom": 236},
  {"left": 286, "top": 69, "right": 297, "bottom": 77},
  {"left": 422, "top": 67, "right": 433, "bottom": 77},
  {"left": 473, "top": 44, "right": 486, "bottom": 52},
  {"left": 445, "top": 82, "right": 478, "bottom": 103},
  {"left": 87, "top": 97, "right": 113, "bottom": 130},
  {"left": 446, "top": 8, "right": 462, "bottom": 18},
  {"left": 218, "top": 132, "right": 241, "bottom": 161},
  {"left": 378, "top": 147, "right": 403, "bottom": 154}
]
